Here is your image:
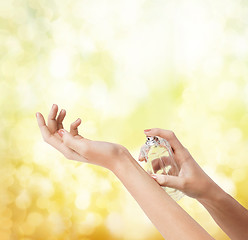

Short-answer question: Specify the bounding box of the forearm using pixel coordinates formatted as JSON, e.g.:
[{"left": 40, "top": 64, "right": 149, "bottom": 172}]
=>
[
  {"left": 111, "top": 154, "right": 213, "bottom": 240},
  {"left": 198, "top": 182, "right": 248, "bottom": 240}
]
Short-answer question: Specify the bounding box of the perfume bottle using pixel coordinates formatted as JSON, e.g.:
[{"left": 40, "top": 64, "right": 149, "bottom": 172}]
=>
[{"left": 139, "top": 136, "right": 184, "bottom": 201}]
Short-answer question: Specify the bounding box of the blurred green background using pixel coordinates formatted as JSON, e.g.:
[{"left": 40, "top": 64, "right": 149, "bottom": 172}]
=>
[{"left": 1, "top": 0, "right": 248, "bottom": 239}]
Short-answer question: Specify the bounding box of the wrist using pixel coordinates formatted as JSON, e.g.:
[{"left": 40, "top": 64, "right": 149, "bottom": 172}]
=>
[
  {"left": 109, "top": 146, "right": 134, "bottom": 174},
  {"left": 197, "top": 180, "right": 227, "bottom": 206}
]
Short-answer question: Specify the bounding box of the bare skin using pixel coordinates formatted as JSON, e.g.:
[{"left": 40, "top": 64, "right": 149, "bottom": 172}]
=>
[
  {"left": 141, "top": 128, "right": 248, "bottom": 240},
  {"left": 36, "top": 104, "right": 213, "bottom": 240}
]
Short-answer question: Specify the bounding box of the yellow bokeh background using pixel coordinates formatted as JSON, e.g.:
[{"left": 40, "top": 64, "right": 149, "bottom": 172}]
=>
[{"left": 1, "top": 0, "right": 248, "bottom": 239}]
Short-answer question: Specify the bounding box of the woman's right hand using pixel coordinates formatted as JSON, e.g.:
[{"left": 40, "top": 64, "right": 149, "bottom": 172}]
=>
[{"left": 139, "top": 128, "right": 218, "bottom": 200}]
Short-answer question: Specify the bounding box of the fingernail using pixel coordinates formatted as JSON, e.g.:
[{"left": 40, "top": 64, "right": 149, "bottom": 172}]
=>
[
  {"left": 144, "top": 129, "right": 151, "bottom": 132},
  {"left": 151, "top": 175, "right": 157, "bottom": 179},
  {"left": 36, "top": 112, "right": 39, "bottom": 117},
  {"left": 58, "top": 129, "right": 65, "bottom": 137}
]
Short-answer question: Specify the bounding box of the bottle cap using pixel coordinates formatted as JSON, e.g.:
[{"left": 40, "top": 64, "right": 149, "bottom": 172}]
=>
[{"left": 145, "top": 136, "right": 159, "bottom": 146}]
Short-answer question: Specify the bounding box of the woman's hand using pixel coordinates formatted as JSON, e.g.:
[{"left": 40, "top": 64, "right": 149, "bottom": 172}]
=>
[
  {"left": 139, "top": 128, "right": 218, "bottom": 200},
  {"left": 36, "top": 104, "right": 130, "bottom": 171}
]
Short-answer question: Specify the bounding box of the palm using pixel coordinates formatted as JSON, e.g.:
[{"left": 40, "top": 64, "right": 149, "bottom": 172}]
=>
[{"left": 37, "top": 104, "right": 86, "bottom": 162}]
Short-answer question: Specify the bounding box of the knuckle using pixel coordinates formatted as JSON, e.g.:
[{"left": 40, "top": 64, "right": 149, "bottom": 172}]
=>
[
  {"left": 156, "top": 175, "right": 167, "bottom": 186},
  {"left": 183, "top": 147, "right": 189, "bottom": 153},
  {"left": 181, "top": 147, "right": 192, "bottom": 161},
  {"left": 167, "top": 130, "right": 175, "bottom": 139},
  {"left": 161, "top": 176, "right": 168, "bottom": 185},
  {"left": 154, "top": 128, "right": 161, "bottom": 135},
  {"left": 117, "top": 145, "right": 128, "bottom": 155}
]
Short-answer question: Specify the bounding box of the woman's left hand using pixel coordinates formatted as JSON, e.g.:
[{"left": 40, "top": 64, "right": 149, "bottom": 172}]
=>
[{"left": 36, "top": 104, "right": 130, "bottom": 170}]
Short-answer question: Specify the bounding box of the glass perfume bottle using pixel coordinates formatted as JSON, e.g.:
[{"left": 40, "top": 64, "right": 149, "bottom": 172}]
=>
[{"left": 139, "top": 136, "right": 184, "bottom": 201}]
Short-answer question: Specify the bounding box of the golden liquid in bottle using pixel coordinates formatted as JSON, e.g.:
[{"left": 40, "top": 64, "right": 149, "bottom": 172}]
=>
[{"left": 146, "top": 145, "right": 184, "bottom": 201}]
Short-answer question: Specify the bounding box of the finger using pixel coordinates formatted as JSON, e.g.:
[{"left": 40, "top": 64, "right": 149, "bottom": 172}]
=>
[
  {"left": 57, "top": 109, "right": 66, "bottom": 130},
  {"left": 150, "top": 156, "right": 171, "bottom": 173},
  {"left": 167, "top": 164, "right": 179, "bottom": 176},
  {"left": 47, "top": 104, "right": 59, "bottom": 133},
  {"left": 58, "top": 129, "right": 90, "bottom": 158},
  {"left": 144, "top": 128, "right": 184, "bottom": 152},
  {"left": 36, "top": 112, "right": 52, "bottom": 141},
  {"left": 151, "top": 158, "right": 161, "bottom": 172},
  {"left": 151, "top": 174, "right": 185, "bottom": 191},
  {"left": 138, "top": 144, "right": 149, "bottom": 162},
  {"left": 36, "top": 112, "right": 83, "bottom": 162},
  {"left": 138, "top": 149, "right": 146, "bottom": 162},
  {"left": 138, "top": 155, "right": 146, "bottom": 162},
  {"left": 70, "top": 118, "right": 81, "bottom": 136}
]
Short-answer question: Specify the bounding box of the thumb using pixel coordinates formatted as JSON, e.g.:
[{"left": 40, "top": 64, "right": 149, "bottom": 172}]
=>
[
  {"left": 151, "top": 174, "right": 185, "bottom": 191},
  {"left": 58, "top": 129, "right": 88, "bottom": 156}
]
